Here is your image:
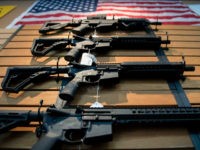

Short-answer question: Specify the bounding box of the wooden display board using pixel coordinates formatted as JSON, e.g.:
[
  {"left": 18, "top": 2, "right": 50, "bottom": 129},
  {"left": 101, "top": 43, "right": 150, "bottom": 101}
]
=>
[{"left": 0, "top": 24, "right": 200, "bottom": 149}]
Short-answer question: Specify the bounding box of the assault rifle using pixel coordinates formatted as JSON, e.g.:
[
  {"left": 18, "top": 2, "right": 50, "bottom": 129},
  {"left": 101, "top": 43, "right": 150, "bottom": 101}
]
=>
[
  {"left": 1, "top": 105, "right": 200, "bottom": 150},
  {"left": 1, "top": 61, "right": 194, "bottom": 101},
  {"left": 31, "top": 35, "right": 170, "bottom": 61},
  {"left": 39, "top": 15, "right": 161, "bottom": 35}
]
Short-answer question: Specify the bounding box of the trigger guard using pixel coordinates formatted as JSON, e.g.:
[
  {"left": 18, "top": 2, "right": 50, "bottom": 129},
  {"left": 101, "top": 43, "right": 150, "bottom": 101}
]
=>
[
  {"left": 82, "top": 74, "right": 101, "bottom": 83},
  {"left": 64, "top": 130, "right": 84, "bottom": 144}
]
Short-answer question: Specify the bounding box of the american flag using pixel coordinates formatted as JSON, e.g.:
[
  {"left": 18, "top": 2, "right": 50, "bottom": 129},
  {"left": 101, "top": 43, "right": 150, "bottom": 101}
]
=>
[{"left": 14, "top": 0, "right": 200, "bottom": 26}]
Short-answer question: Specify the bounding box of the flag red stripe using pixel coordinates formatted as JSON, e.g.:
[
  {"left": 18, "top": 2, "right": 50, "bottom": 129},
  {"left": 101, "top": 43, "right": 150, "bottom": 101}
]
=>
[
  {"left": 98, "top": 4, "right": 188, "bottom": 9},
  {"left": 24, "top": 9, "right": 194, "bottom": 19},
  {"left": 16, "top": 20, "right": 200, "bottom": 26},
  {"left": 163, "top": 22, "right": 200, "bottom": 25},
  {"left": 12, "top": 0, "right": 200, "bottom": 27},
  {"left": 99, "top": 1, "right": 184, "bottom": 4},
  {"left": 22, "top": 13, "right": 200, "bottom": 20},
  {"left": 96, "top": 8, "right": 191, "bottom": 14}
]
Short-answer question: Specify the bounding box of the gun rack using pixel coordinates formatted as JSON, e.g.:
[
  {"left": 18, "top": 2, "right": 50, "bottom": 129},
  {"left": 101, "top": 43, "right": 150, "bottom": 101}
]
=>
[{"left": 0, "top": 22, "right": 200, "bottom": 149}]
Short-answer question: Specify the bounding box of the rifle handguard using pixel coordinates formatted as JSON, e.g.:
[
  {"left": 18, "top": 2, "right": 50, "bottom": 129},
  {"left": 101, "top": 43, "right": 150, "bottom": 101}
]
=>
[
  {"left": 184, "top": 66, "right": 195, "bottom": 71},
  {"left": 119, "top": 18, "right": 162, "bottom": 26}
]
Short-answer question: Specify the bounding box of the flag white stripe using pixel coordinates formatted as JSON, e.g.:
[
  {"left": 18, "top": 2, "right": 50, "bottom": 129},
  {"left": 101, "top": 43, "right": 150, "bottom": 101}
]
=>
[
  {"left": 10, "top": 0, "right": 200, "bottom": 27},
  {"left": 19, "top": 15, "right": 200, "bottom": 23},
  {"left": 6, "top": 0, "right": 39, "bottom": 29},
  {"left": 96, "top": 6, "right": 191, "bottom": 12},
  {"left": 99, "top": 0, "right": 182, "bottom": 3},
  {"left": 98, "top": 3, "right": 187, "bottom": 7},
  {"left": 23, "top": 10, "right": 198, "bottom": 18}
]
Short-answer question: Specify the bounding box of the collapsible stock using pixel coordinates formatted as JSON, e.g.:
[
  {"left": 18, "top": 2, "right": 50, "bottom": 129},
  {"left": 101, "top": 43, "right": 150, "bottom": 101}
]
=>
[
  {"left": 1, "top": 66, "right": 69, "bottom": 93},
  {"left": 31, "top": 38, "right": 71, "bottom": 56}
]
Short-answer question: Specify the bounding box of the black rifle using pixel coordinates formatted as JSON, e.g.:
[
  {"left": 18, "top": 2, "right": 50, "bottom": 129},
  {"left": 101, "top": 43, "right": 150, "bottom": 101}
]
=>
[
  {"left": 39, "top": 15, "right": 161, "bottom": 35},
  {"left": 31, "top": 35, "right": 170, "bottom": 61},
  {"left": 1, "top": 61, "right": 194, "bottom": 101},
  {"left": 1, "top": 105, "right": 200, "bottom": 150}
]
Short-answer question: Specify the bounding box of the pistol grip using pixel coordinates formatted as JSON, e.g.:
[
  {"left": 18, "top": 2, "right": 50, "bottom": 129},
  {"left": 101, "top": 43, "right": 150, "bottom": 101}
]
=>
[
  {"left": 65, "top": 48, "right": 81, "bottom": 62},
  {"left": 72, "top": 24, "right": 91, "bottom": 35},
  {"left": 32, "top": 132, "right": 60, "bottom": 150},
  {"left": 59, "top": 79, "right": 79, "bottom": 101}
]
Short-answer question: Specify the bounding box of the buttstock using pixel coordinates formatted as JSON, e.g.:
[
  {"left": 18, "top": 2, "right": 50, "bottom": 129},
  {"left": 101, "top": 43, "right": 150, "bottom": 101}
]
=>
[
  {"left": 39, "top": 22, "right": 62, "bottom": 34},
  {"left": 1, "top": 67, "right": 52, "bottom": 93},
  {"left": 31, "top": 38, "right": 69, "bottom": 56},
  {"left": 0, "top": 110, "right": 33, "bottom": 134}
]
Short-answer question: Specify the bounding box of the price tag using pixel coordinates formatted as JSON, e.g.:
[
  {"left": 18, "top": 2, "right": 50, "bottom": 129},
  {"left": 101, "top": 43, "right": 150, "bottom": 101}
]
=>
[
  {"left": 90, "top": 101, "right": 104, "bottom": 108},
  {"left": 80, "top": 53, "right": 97, "bottom": 66}
]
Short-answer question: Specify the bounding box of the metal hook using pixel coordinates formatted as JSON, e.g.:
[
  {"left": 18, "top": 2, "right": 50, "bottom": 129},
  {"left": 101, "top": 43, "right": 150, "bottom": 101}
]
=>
[
  {"left": 56, "top": 56, "right": 61, "bottom": 83},
  {"left": 38, "top": 99, "right": 43, "bottom": 126},
  {"left": 155, "top": 16, "right": 158, "bottom": 31},
  {"left": 166, "top": 32, "right": 169, "bottom": 49},
  {"left": 182, "top": 56, "right": 186, "bottom": 65},
  {"left": 113, "top": 15, "right": 115, "bottom": 20}
]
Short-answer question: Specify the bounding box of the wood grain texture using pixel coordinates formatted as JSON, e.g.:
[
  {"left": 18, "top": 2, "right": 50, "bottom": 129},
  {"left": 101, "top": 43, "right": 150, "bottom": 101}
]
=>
[
  {"left": 1, "top": 48, "right": 200, "bottom": 57},
  {"left": 0, "top": 29, "right": 16, "bottom": 34},
  {"left": 0, "top": 34, "right": 13, "bottom": 39},
  {"left": 0, "top": 24, "right": 200, "bottom": 149}
]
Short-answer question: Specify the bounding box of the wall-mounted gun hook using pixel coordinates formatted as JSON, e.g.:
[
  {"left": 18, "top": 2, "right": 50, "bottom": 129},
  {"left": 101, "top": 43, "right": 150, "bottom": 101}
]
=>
[
  {"left": 155, "top": 16, "right": 159, "bottom": 31},
  {"left": 36, "top": 100, "right": 44, "bottom": 138},
  {"left": 165, "top": 32, "right": 169, "bottom": 49},
  {"left": 56, "top": 57, "right": 61, "bottom": 83}
]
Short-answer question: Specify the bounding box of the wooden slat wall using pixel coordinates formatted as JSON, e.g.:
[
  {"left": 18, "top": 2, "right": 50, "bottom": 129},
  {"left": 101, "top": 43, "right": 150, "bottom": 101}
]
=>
[
  {"left": 0, "top": 24, "right": 200, "bottom": 149},
  {"left": 0, "top": 28, "right": 17, "bottom": 49}
]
